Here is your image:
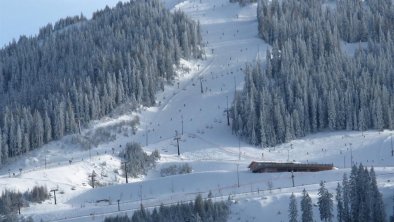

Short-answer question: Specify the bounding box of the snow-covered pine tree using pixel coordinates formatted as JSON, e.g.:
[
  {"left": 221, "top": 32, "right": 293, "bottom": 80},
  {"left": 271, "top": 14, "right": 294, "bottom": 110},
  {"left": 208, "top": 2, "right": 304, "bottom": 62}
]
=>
[
  {"left": 361, "top": 167, "right": 373, "bottom": 221},
  {"left": 342, "top": 174, "right": 351, "bottom": 222},
  {"left": 318, "top": 181, "right": 333, "bottom": 222},
  {"left": 390, "top": 194, "right": 394, "bottom": 222},
  {"left": 0, "top": 133, "right": 2, "bottom": 165},
  {"left": 289, "top": 192, "right": 298, "bottom": 222},
  {"left": 349, "top": 164, "right": 360, "bottom": 220},
  {"left": 342, "top": 165, "right": 387, "bottom": 221},
  {"left": 370, "top": 167, "right": 386, "bottom": 222},
  {"left": 300, "top": 189, "right": 313, "bottom": 222},
  {"left": 336, "top": 183, "right": 344, "bottom": 222}
]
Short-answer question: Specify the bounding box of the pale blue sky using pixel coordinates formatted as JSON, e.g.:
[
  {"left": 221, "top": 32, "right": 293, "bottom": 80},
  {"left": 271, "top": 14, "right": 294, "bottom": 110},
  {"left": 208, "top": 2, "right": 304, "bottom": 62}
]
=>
[{"left": 0, "top": 0, "right": 128, "bottom": 48}]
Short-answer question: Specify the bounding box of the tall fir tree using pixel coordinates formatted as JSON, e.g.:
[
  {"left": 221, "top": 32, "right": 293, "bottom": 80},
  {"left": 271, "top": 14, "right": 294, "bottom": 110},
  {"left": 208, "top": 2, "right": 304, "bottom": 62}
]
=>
[
  {"left": 370, "top": 167, "right": 386, "bottom": 222},
  {"left": 342, "top": 174, "right": 351, "bottom": 222},
  {"left": 390, "top": 194, "right": 394, "bottom": 222},
  {"left": 336, "top": 183, "right": 344, "bottom": 222},
  {"left": 318, "top": 181, "right": 333, "bottom": 222},
  {"left": 289, "top": 193, "right": 298, "bottom": 222},
  {"left": 300, "top": 189, "right": 313, "bottom": 222}
]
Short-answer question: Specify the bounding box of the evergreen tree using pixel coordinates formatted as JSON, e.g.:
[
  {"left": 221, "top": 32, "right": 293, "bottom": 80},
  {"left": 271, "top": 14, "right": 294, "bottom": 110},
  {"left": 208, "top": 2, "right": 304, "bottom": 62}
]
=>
[
  {"left": 195, "top": 194, "right": 205, "bottom": 219},
  {"left": 0, "top": 134, "right": 2, "bottom": 165},
  {"left": 121, "top": 142, "right": 160, "bottom": 177},
  {"left": 300, "top": 189, "right": 313, "bottom": 222},
  {"left": 104, "top": 194, "right": 229, "bottom": 222},
  {"left": 43, "top": 111, "right": 52, "bottom": 143},
  {"left": 390, "top": 194, "right": 394, "bottom": 222},
  {"left": 336, "top": 183, "right": 344, "bottom": 222},
  {"left": 349, "top": 164, "right": 360, "bottom": 220},
  {"left": 342, "top": 174, "right": 351, "bottom": 222},
  {"left": 341, "top": 165, "right": 388, "bottom": 222},
  {"left": 370, "top": 167, "right": 386, "bottom": 222},
  {"left": 318, "top": 181, "right": 333, "bottom": 222},
  {"left": 289, "top": 193, "right": 298, "bottom": 222}
]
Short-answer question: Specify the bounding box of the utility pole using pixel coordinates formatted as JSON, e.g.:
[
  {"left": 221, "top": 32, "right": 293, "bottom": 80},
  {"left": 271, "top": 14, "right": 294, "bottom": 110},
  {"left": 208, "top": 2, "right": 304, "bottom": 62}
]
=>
[
  {"left": 17, "top": 202, "right": 21, "bottom": 215},
  {"left": 139, "top": 184, "right": 143, "bottom": 206},
  {"left": 89, "top": 170, "right": 97, "bottom": 188},
  {"left": 50, "top": 189, "right": 58, "bottom": 205},
  {"left": 236, "top": 163, "right": 240, "bottom": 188},
  {"left": 122, "top": 161, "right": 128, "bottom": 184},
  {"left": 391, "top": 133, "right": 393, "bottom": 157},
  {"left": 174, "top": 130, "right": 181, "bottom": 156},
  {"left": 238, "top": 137, "right": 241, "bottom": 161},
  {"left": 291, "top": 170, "right": 295, "bottom": 187},
  {"left": 226, "top": 96, "right": 230, "bottom": 126},
  {"left": 236, "top": 136, "right": 241, "bottom": 188},
  {"left": 181, "top": 115, "right": 184, "bottom": 135},
  {"left": 200, "top": 77, "right": 204, "bottom": 94}
]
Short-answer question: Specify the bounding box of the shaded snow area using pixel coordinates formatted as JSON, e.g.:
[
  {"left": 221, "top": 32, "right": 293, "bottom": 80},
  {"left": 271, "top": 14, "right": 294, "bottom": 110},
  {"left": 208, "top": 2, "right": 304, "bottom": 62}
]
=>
[{"left": 1, "top": 0, "right": 393, "bottom": 221}]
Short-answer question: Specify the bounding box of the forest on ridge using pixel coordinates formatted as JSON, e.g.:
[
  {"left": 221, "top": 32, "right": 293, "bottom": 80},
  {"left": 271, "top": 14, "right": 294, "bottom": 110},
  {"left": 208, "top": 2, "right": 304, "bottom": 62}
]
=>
[
  {"left": 0, "top": 0, "right": 202, "bottom": 164},
  {"left": 232, "top": 0, "right": 394, "bottom": 147}
]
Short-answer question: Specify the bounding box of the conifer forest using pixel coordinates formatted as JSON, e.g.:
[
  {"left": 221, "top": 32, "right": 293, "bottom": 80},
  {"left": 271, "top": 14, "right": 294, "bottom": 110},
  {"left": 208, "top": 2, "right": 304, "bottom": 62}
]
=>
[
  {"left": 232, "top": 0, "right": 394, "bottom": 147},
  {"left": 0, "top": 0, "right": 202, "bottom": 164}
]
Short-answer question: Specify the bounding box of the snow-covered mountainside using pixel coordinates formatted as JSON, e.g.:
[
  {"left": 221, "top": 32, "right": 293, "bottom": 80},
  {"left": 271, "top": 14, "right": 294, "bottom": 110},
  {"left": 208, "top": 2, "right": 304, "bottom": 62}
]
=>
[{"left": 1, "top": 0, "right": 393, "bottom": 221}]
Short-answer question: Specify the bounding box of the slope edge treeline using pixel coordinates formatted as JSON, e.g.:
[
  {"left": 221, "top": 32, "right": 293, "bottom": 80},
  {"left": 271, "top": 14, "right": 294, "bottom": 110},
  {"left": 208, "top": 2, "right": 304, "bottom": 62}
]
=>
[
  {"left": 0, "top": 0, "right": 202, "bottom": 164},
  {"left": 232, "top": 0, "right": 394, "bottom": 147}
]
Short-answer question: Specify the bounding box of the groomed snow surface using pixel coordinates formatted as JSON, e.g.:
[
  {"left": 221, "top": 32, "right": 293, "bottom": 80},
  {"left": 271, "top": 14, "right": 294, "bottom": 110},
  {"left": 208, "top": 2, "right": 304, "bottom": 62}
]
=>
[{"left": 1, "top": 0, "right": 394, "bottom": 221}]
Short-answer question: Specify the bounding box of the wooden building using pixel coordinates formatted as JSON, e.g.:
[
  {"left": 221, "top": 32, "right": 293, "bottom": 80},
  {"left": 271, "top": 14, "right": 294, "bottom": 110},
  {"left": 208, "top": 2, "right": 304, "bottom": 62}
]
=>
[{"left": 248, "top": 161, "right": 334, "bottom": 173}]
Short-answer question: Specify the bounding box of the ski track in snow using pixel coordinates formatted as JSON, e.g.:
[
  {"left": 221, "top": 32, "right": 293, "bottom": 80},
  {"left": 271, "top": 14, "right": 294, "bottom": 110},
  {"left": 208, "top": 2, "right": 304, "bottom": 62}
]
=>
[{"left": 1, "top": 0, "right": 394, "bottom": 221}]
